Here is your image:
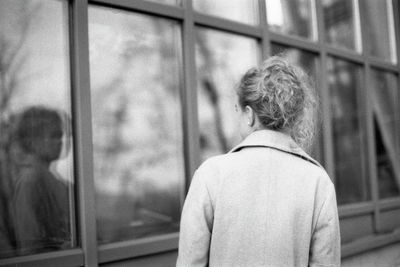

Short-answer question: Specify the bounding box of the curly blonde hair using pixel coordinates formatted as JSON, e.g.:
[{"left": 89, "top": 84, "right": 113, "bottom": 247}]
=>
[{"left": 237, "top": 56, "right": 318, "bottom": 151}]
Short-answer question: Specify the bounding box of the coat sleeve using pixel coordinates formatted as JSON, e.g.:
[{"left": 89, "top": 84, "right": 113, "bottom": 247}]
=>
[
  {"left": 177, "top": 166, "right": 214, "bottom": 267},
  {"left": 13, "top": 177, "right": 42, "bottom": 253},
  {"left": 309, "top": 181, "right": 341, "bottom": 267}
]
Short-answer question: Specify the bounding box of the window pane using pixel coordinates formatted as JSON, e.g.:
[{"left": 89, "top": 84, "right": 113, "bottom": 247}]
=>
[
  {"left": 89, "top": 7, "right": 184, "bottom": 244},
  {"left": 271, "top": 44, "right": 322, "bottom": 161},
  {"left": 360, "top": 0, "right": 396, "bottom": 63},
  {"left": 370, "top": 70, "right": 400, "bottom": 198},
  {"left": 193, "top": 0, "right": 259, "bottom": 25},
  {"left": 371, "top": 70, "right": 398, "bottom": 153},
  {"left": 322, "top": 0, "right": 360, "bottom": 51},
  {"left": 196, "top": 28, "right": 259, "bottom": 161},
  {"left": 375, "top": 120, "right": 400, "bottom": 198},
  {"left": 266, "top": 0, "right": 316, "bottom": 40},
  {"left": 327, "top": 58, "right": 368, "bottom": 205},
  {"left": 0, "top": 0, "right": 75, "bottom": 258}
]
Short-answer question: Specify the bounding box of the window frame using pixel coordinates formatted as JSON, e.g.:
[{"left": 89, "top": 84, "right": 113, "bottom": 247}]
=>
[{"left": 1, "top": 0, "right": 400, "bottom": 265}]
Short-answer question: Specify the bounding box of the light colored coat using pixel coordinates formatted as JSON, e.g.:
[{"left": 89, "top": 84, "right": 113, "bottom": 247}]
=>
[{"left": 177, "top": 130, "right": 340, "bottom": 267}]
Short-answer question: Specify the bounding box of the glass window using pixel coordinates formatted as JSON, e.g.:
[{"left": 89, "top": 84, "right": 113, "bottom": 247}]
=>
[
  {"left": 270, "top": 44, "right": 322, "bottom": 161},
  {"left": 375, "top": 121, "right": 400, "bottom": 199},
  {"left": 371, "top": 70, "right": 398, "bottom": 154},
  {"left": 370, "top": 70, "right": 400, "bottom": 198},
  {"left": 195, "top": 28, "right": 259, "bottom": 161},
  {"left": 360, "top": 0, "right": 396, "bottom": 63},
  {"left": 89, "top": 6, "right": 184, "bottom": 244},
  {"left": 0, "top": 0, "right": 75, "bottom": 258},
  {"left": 266, "top": 0, "right": 316, "bottom": 40},
  {"left": 193, "top": 0, "right": 259, "bottom": 25},
  {"left": 322, "top": 0, "right": 361, "bottom": 51},
  {"left": 327, "top": 58, "right": 368, "bottom": 205}
]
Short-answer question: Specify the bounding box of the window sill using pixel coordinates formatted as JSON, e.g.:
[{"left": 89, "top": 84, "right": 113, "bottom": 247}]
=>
[
  {"left": 0, "top": 248, "right": 83, "bottom": 267},
  {"left": 98, "top": 232, "right": 179, "bottom": 264},
  {"left": 342, "top": 228, "right": 400, "bottom": 258}
]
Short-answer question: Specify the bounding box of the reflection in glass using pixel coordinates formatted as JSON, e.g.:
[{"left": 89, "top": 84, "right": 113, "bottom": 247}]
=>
[
  {"left": 196, "top": 28, "right": 259, "bottom": 161},
  {"left": 89, "top": 7, "right": 184, "bottom": 244},
  {"left": 360, "top": 0, "right": 396, "bottom": 63},
  {"left": 266, "top": 0, "right": 316, "bottom": 40},
  {"left": 371, "top": 70, "right": 398, "bottom": 153},
  {"left": 322, "top": 0, "right": 360, "bottom": 51},
  {"left": 271, "top": 44, "right": 322, "bottom": 161},
  {"left": 375, "top": 120, "right": 400, "bottom": 198},
  {"left": 327, "top": 58, "right": 368, "bottom": 204},
  {"left": 193, "top": 0, "right": 259, "bottom": 25},
  {"left": 0, "top": 0, "right": 75, "bottom": 258},
  {"left": 370, "top": 70, "right": 400, "bottom": 198}
]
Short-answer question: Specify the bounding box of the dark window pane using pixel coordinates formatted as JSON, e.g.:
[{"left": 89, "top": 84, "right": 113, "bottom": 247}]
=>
[
  {"left": 196, "top": 28, "right": 259, "bottom": 161},
  {"left": 266, "top": 0, "right": 316, "bottom": 40},
  {"left": 89, "top": 7, "right": 184, "bottom": 244},
  {"left": 360, "top": 0, "right": 396, "bottom": 63},
  {"left": 270, "top": 44, "right": 322, "bottom": 162},
  {"left": 375, "top": 120, "right": 400, "bottom": 199},
  {"left": 371, "top": 70, "right": 398, "bottom": 154},
  {"left": 322, "top": 0, "right": 360, "bottom": 51},
  {"left": 193, "top": 0, "right": 259, "bottom": 25},
  {"left": 327, "top": 58, "right": 368, "bottom": 205},
  {"left": 0, "top": 0, "right": 75, "bottom": 258},
  {"left": 370, "top": 70, "right": 400, "bottom": 198}
]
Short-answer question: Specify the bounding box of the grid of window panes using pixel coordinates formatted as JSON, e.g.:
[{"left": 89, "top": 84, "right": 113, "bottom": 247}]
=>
[{"left": 0, "top": 0, "right": 399, "bottom": 265}]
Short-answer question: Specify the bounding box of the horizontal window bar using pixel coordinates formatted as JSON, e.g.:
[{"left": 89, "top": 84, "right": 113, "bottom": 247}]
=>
[
  {"left": 98, "top": 233, "right": 179, "bottom": 263},
  {"left": 90, "top": 0, "right": 184, "bottom": 20},
  {"left": 341, "top": 229, "right": 400, "bottom": 258},
  {"left": 0, "top": 249, "right": 83, "bottom": 267},
  {"left": 194, "top": 13, "right": 262, "bottom": 39},
  {"left": 339, "top": 202, "right": 375, "bottom": 218},
  {"left": 379, "top": 197, "right": 400, "bottom": 211},
  {"left": 269, "top": 32, "right": 320, "bottom": 55},
  {"left": 325, "top": 45, "right": 365, "bottom": 65},
  {"left": 368, "top": 57, "right": 399, "bottom": 73}
]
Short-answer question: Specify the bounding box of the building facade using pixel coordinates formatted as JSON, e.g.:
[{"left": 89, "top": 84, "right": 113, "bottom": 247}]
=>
[{"left": 0, "top": 0, "right": 399, "bottom": 266}]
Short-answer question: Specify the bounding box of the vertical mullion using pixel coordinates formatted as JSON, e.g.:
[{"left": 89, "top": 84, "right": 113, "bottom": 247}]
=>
[
  {"left": 358, "top": 0, "right": 381, "bottom": 233},
  {"left": 258, "top": 0, "right": 270, "bottom": 60},
  {"left": 182, "top": 0, "right": 200, "bottom": 194},
  {"left": 363, "top": 63, "right": 381, "bottom": 233},
  {"left": 70, "top": 0, "right": 98, "bottom": 265},
  {"left": 315, "top": 0, "right": 335, "bottom": 180},
  {"left": 393, "top": 0, "right": 400, "bottom": 158}
]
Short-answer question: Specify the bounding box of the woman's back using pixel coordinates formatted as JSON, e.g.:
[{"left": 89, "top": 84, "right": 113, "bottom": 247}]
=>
[
  {"left": 177, "top": 57, "right": 340, "bottom": 267},
  {"left": 207, "top": 131, "right": 338, "bottom": 266}
]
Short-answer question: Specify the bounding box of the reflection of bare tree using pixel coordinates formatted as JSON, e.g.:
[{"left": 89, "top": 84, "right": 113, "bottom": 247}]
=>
[
  {"left": 92, "top": 50, "right": 131, "bottom": 178},
  {"left": 0, "top": 1, "right": 42, "bottom": 255},
  {"left": 196, "top": 33, "right": 229, "bottom": 153},
  {"left": 93, "top": 17, "right": 184, "bottom": 238},
  {"left": 0, "top": 2, "right": 41, "bottom": 117},
  {"left": 283, "top": 0, "right": 308, "bottom": 38}
]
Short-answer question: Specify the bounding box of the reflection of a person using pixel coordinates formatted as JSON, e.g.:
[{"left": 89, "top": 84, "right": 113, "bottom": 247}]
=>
[{"left": 9, "top": 106, "right": 70, "bottom": 254}]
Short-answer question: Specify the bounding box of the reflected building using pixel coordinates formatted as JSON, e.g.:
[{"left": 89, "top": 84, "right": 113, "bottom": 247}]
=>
[{"left": 0, "top": 0, "right": 400, "bottom": 266}]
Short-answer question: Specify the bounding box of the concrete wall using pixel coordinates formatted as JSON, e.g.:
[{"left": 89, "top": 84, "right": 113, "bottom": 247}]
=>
[{"left": 100, "top": 243, "right": 400, "bottom": 267}]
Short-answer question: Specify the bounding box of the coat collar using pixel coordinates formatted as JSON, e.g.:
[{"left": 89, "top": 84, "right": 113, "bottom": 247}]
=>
[{"left": 229, "top": 129, "right": 321, "bottom": 168}]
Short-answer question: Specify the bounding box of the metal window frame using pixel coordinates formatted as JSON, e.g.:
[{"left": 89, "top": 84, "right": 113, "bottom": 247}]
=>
[{"left": 2, "top": 0, "right": 400, "bottom": 265}]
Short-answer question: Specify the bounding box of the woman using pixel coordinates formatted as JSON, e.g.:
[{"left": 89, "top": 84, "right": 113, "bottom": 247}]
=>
[{"left": 177, "top": 57, "right": 340, "bottom": 266}]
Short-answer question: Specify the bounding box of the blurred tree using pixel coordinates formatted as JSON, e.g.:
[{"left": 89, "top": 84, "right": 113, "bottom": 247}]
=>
[{"left": 0, "top": 2, "right": 41, "bottom": 118}]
